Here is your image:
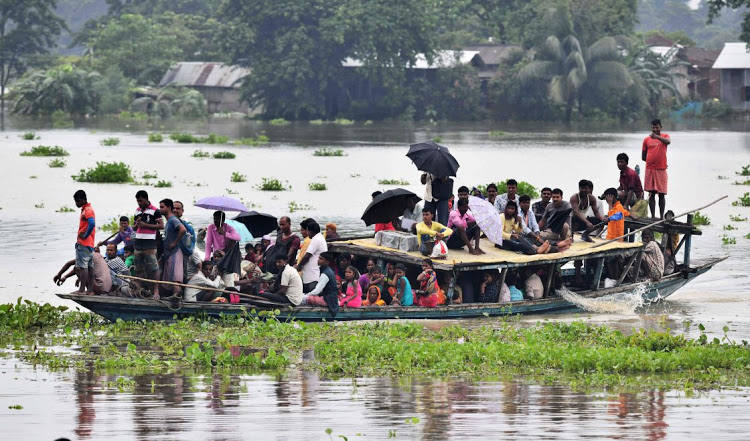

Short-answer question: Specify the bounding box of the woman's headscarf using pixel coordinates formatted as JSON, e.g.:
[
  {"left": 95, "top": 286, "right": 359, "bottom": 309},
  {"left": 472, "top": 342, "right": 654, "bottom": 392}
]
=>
[{"left": 363, "top": 285, "right": 382, "bottom": 306}]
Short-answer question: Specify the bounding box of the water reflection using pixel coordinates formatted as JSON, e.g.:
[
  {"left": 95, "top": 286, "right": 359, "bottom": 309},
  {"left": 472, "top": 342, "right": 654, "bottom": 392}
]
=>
[{"left": 7, "top": 361, "right": 731, "bottom": 440}]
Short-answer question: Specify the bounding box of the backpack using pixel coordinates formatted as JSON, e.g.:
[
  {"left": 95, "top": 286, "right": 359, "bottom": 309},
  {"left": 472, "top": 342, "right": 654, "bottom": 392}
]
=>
[{"left": 179, "top": 219, "right": 196, "bottom": 255}]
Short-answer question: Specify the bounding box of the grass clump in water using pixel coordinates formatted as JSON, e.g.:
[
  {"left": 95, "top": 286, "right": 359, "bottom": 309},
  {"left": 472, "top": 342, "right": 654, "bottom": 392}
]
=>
[
  {"left": 212, "top": 151, "right": 236, "bottom": 159},
  {"left": 100, "top": 137, "right": 120, "bottom": 146},
  {"left": 148, "top": 133, "right": 164, "bottom": 142},
  {"left": 230, "top": 172, "right": 246, "bottom": 183},
  {"left": 333, "top": 118, "right": 354, "bottom": 125},
  {"left": 256, "top": 178, "right": 287, "bottom": 191},
  {"left": 269, "top": 118, "right": 289, "bottom": 126},
  {"left": 308, "top": 182, "right": 327, "bottom": 191},
  {"left": 21, "top": 132, "right": 39, "bottom": 140},
  {"left": 20, "top": 145, "right": 69, "bottom": 157},
  {"left": 56, "top": 206, "right": 75, "bottom": 213},
  {"left": 737, "top": 164, "right": 750, "bottom": 177},
  {"left": 191, "top": 150, "right": 210, "bottom": 158},
  {"left": 730, "top": 214, "right": 747, "bottom": 222},
  {"left": 288, "top": 201, "right": 312, "bottom": 212},
  {"left": 238, "top": 135, "right": 269, "bottom": 146},
  {"left": 733, "top": 179, "right": 750, "bottom": 186},
  {"left": 731, "top": 193, "right": 750, "bottom": 207},
  {"left": 692, "top": 211, "right": 711, "bottom": 226},
  {"left": 72, "top": 162, "right": 133, "bottom": 183},
  {"left": 722, "top": 235, "right": 737, "bottom": 245},
  {"left": 378, "top": 178, "right": 409, "bottom": 185},
  {"left": 313, "top": 147, "right": 345, "bottom": 157},
  {"left": 154, "top": 180, "right": 172, "bottom": 188},
  {"left": 48, "top": 158, "right": 66, "bottom": 168}
]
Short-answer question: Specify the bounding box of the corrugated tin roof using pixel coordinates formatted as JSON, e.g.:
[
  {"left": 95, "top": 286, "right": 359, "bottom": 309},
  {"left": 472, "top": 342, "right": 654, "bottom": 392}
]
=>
[
  {"left": 684, "top": 47, "right": 720, "bottom": 68},
  {"left": 462, "top": 44, "right": 522, "bottom": 65},
  {"left": 342, "top": 50, "right": 481, "bottom": 69},
  {"left": 159, "top": 62, "right": 251, "bottom": 88},
  {"left": 712, "top": 42, "right": 750, "bottom": 69}
]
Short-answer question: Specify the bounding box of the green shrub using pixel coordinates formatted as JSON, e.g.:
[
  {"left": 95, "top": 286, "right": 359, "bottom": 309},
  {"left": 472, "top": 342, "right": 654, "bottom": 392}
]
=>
[
  {"left": 432, "top": 135, "right": 442, "bottom": 142},
  {"left": 692, "top": 211, "right": 711, "bottom": 226},
  {"left": 476, "top": 180, "right": 539, "bottom": 198},
  {"left": 154, "top": 180, "right": 172, "bottom": 188},
  {"left": 313, "top": 147, "right": 345, "bottom": 157},
  {"left": 148, "top": 133, "right": 163, "bottom": 142},
  {"left": 702, "top": 99, "right": 732, "bottom": 119},
  {"left": 191, "top": 150, "right": 210, "bottom": 158},
  {"left": 21, "top": 132, "right": 39, "bottom": 140},
  {"left": 269, "top": 118, "right": 289, "bottom": 125},
  {"left": 309, "top": 119, "right": 325, "bottom": 125},
  {"left": 55, "top": 206, "right": 75, "bottom": 213},
  {"left": 256, "top": 178, "right": 287, "bottom": 191},
  {"left": 333, "top": 118, "right": 354, "bottom": 125},
  {"left": 100, "top": 137, "right": 120, "bottom": 146},
  {"left": 308, "top": 182, "right": 327, "bottom": 191},
  {"left": 48, "top": 158, "right": 66, "bottom": 168},
  {"left": 20, "top": 145, "right": 69, "bottom": 157},
  {"left": 737, "top": 165, "right": 750, "bottom": 177},
  {"left": 51, "top": 109, "right": 73, "bottom": 128},
  {"left": 212, "top": 151, "right": 236, "bottom": 159},
  {"left": 72, "top": 162, "right": 133, "bottom": 183},
  {"left": 378, "top": 178, "right": 409, "bottom": 185},
  {"left": 230, "top": 172, "right": 246, "bottom": 183}
]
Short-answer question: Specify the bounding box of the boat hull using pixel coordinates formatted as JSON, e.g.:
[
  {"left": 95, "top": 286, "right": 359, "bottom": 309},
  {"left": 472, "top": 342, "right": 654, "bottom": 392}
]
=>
[{"left": 57, "top": 258, "right": 721, "bottom": 323}]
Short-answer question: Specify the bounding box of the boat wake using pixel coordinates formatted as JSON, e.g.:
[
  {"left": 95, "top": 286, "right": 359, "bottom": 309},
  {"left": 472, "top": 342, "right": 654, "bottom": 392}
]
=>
[{"left": 557, "top": 285, "right": 647, "bottom": 315}]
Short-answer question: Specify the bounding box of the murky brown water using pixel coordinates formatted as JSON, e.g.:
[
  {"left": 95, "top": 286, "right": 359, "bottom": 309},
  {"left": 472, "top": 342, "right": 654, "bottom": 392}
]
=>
[{"left": 1, "top": 117, "right": 750, "bottom": 439}]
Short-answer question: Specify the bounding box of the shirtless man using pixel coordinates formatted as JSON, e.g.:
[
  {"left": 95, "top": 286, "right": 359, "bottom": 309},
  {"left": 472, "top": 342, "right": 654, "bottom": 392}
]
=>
[{"left": 570, "top": 179, "right": 604, "bottom": 232}]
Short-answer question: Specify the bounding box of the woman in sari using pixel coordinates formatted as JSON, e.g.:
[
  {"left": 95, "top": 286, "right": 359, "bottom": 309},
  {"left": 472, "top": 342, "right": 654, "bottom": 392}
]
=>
[
  {"left": 414, "top": 258, "right": 440, "bottom": 307},
  {"left": 363, "top": 285, "right": 386, "bottom": 306}
]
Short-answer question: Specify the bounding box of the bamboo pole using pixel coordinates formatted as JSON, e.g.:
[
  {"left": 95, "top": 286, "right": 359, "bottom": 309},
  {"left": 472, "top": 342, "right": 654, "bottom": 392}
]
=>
[
  {"left": 118, "top": 274, "right": 286, "bottom": 306},
  {"left": 591, "top": 195, "right": 727, "bottom": 249}
]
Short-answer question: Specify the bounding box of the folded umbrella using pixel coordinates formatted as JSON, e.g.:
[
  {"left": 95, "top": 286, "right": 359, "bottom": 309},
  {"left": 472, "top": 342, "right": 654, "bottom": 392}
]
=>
[
  {"left": 361, "top": 188, "right": 421, "bottom": 226},
  {"left": 194, "top": 196, "right": 249, "bottom": 213},
  {"left": 406, "top": 141, "right": 460, "bottom": 177},
  {"left": 232, "top": 211, "right": 278, "bottom": 237},
  {"left": 468, "top": 196, "right": 503, "bottom": 245}
]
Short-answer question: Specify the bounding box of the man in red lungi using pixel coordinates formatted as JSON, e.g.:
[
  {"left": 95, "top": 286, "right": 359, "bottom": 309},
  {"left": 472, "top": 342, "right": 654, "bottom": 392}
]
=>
[{"left": 642, "top": 118, "right": 671, "bottom": 219}]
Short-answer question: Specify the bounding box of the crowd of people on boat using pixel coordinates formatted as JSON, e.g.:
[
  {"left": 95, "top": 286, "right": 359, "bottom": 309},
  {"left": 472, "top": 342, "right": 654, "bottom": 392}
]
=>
[{"left": 56, "top": 119, "right": 673, "bottom": 308}]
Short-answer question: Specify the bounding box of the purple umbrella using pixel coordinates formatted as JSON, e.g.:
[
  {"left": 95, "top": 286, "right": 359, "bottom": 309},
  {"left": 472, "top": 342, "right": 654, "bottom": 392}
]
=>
[{"left": 194, "top": 196, "right": 249, "bottom": 213}]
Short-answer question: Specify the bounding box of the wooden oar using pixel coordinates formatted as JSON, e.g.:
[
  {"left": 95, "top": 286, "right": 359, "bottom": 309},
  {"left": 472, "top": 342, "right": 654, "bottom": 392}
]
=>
[
  {"left": 97, "top": 231, "right": 119, "bottom": 246},
  {"left": 591, "top": 195, "right": 727, "bottom": 248},
  {"left": 117, "top": 274, "right": 287, "bottom": 306}
]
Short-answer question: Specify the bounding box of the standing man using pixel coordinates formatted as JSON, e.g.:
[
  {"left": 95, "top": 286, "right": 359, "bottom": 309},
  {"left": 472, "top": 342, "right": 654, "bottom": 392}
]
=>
[
  {"left": 297, "top": 221, "right": 327, "bottom": 292},
  {"left": 173, "top": 200, "right": 202, "bottom": 281},
  {"left": 617, "top": 153, "right": 643, "bottom": 210},
  {"left": 421, "top": 173, "right": 452, "bottom": 226},
  {"left": 642, "top": 118, "right": 671, "bottom": 219},
  {"left": 532, "top": 187, "right": 552, "bottom": 222},
  {"left": 74, "top": 190, "right": 95, "bottom": 294},
  {"left": 264, "top": 216, "right": 301, "bottom": 274},
  {"left": 133, "top": 190, "right": 164, "bottom": 298},
  {"left": 204, "top": 211, "right": 240, "bottom": 260},
  {"left": 159, "top": 199, "right": 186, "bottom": 298}
]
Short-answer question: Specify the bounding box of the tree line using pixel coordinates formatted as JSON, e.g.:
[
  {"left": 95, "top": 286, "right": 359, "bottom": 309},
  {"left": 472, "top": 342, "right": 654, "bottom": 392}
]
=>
[{"left": 1, "top": 0, "right": 749, "bottom": 123}]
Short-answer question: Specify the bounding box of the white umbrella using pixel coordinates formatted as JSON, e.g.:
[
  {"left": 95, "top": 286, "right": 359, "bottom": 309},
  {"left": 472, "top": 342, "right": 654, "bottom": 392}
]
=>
[{"left": 468, "top": 196, "right": 503, "bottom": 245}]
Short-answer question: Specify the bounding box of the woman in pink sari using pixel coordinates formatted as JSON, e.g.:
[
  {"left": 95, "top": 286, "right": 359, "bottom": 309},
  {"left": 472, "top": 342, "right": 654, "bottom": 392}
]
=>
[
  {"left": 339, "top": 266, "right": 362, "bottom": 308},
  {"left": 415, "top": 258, "right": 440, "bottom": 307}
]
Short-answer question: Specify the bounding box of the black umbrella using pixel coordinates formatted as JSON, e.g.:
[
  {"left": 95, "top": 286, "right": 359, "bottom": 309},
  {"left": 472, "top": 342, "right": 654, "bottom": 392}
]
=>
[
  {"left": 406, "top": 141, "right": 460, "bottom": 177},
  {"left": 361, "top": 188, "right": 421, "bottom": 226},
  {"left": 545, "top": 208, "right": 573, "bottom": 236},
  {"left": 232, "top": 211, "right": 278, "bottom": 238}
]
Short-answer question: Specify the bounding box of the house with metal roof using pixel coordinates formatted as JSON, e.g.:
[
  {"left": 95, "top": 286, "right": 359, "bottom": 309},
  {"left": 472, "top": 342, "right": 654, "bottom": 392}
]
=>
[
  {"left": 159, "top": 62, "right": 255, "bottom": 114},
  {"left": 712, "top": 42, "right": 750, "bottom": 111}
]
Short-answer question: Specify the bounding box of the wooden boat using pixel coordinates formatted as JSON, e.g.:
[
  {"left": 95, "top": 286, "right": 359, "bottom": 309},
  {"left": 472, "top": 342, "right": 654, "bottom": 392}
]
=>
[{"left": 58, "top": 217, "right": 725, "bottom": 322}]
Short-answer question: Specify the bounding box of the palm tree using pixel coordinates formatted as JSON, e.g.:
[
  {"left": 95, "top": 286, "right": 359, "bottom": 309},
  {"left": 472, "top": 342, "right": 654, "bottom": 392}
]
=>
[
  {"left": 516, "top": 35, "right": 633, "bottom": 122},
  {"left": 628, "top": 45, "right": 689, "bottom": 116}
]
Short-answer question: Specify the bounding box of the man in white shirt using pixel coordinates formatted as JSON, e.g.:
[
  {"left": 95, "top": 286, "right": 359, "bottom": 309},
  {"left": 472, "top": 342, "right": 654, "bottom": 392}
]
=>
[
  {"left": 494, "top": 179, "right": 519, "bottom": 213},
  {"left": 259, "top": 255, "right": 303, "bottom": 305},
  {"left": 185, "top": 261, "right": 224, "bottom": 302},
  {"left": 297, "top": 221, "right": 327, "bottom": 292}
]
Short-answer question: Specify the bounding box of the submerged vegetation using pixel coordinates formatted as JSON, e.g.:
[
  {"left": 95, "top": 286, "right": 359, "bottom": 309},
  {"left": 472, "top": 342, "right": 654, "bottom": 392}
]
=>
[
  {"left": 313, "top": 147, "right": 345, "bottom": 157},
  {"left": 72, "top": 162, "right": 133, "bottom": 183},
  {"left": 3, "top": 299, "right": 750, "bottom": 391},
  {"left": 20, "top": 145, "right": 69, "bottom": 157}
]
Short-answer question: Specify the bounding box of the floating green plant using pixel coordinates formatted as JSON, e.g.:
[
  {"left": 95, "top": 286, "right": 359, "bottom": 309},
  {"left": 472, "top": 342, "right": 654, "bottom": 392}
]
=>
[
  {"left": 20, "top": 145, "right": 69, "bottom": 156},
  {"left": 100, "top": 137, "right": 120, "bottom": 146},
  {"left": 313, "top": 147, "right": 345, "bottom": 157},
  {"left": 72, "top": 162, "right": 133, "bottom": 183},
  {"left": 378, "top": 178, "right": 410, "bottom": 185}
]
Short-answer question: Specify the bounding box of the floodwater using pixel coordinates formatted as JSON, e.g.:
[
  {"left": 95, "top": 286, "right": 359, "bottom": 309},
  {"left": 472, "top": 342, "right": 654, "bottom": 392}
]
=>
[{"left": 1, "top": 117, "right": 750, "bottom": 439}]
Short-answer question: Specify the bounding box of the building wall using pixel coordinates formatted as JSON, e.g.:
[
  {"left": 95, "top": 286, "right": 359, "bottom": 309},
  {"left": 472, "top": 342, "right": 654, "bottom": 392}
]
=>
[{"left": 720, "top": 69, "right": 750, "bottom": 111}]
